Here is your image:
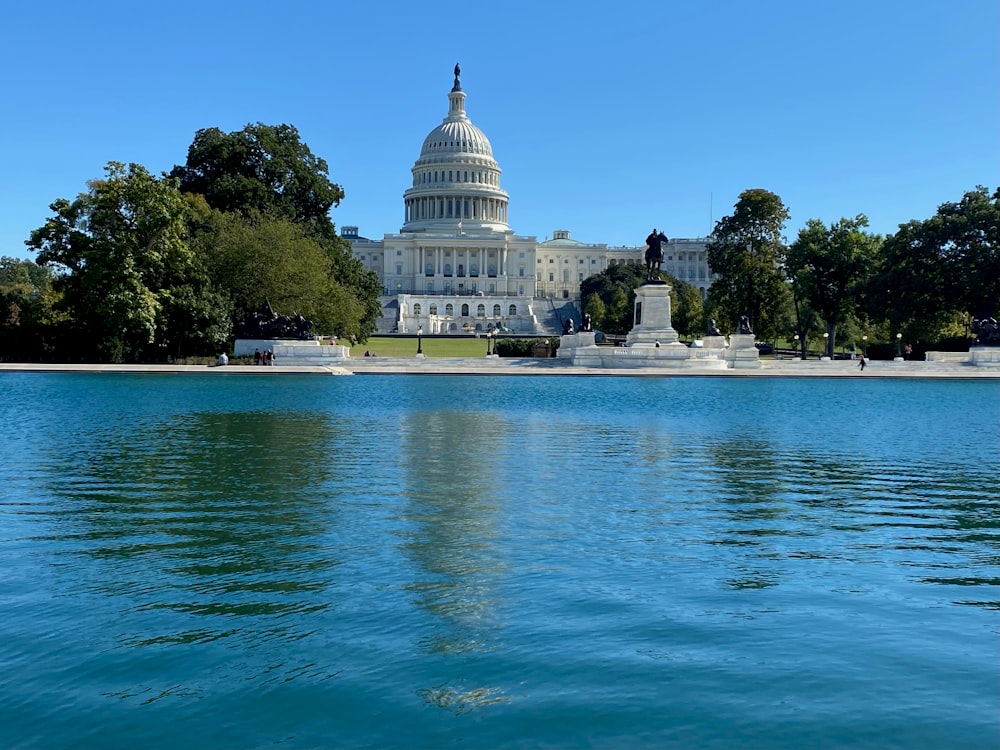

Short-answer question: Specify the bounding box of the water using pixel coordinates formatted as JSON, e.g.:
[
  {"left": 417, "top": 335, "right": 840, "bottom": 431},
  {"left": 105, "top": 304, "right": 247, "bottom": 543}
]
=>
[{"left": 1, "top": 373, "right": 998, "bottom": 749}]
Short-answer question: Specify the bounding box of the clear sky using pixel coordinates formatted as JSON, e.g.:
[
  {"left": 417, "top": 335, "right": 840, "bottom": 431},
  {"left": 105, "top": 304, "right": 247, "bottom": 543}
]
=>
[{"left": 2, "top": 0, "right": 997, "bottom": 261}]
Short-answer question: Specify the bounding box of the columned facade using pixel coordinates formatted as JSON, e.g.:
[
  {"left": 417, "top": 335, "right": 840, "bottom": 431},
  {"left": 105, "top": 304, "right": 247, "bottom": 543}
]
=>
[{"left": 343, "top": 67, "right": 718, "bottom": 335}]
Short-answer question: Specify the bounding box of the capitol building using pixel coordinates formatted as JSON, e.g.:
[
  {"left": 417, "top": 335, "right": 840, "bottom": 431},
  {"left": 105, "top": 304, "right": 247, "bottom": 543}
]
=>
[{"left": 343, "top": 67, "right": 717, "bottom": 335}]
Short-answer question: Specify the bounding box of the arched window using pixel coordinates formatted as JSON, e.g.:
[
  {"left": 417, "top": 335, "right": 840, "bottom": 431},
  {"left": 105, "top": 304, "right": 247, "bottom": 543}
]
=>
[
  {"left": 509, "top": 304, "right": 517, "bottom": 315},
  {"left": 425, "top": 262, "right": 434, "bottom": 275},
  {"left": 413, "top": 303, "right": 422, "bottom": 315},
  {"left": 477, "top": 304, "right": 486, "bottom": 317},
  {"left": 429, "top": 304, "right": 438, "bottom": 315},
  {"left": 444, "top": 263, "right": 452, "bottom": 276},
  {"left": 461, "top": 303, "right": 469, "bottom": 316},
  {"left": 445, "top": 303, "right": 454, "bottom": 316},
  {"left": 487, "top": 264, "right": 497, "bottom": 277},
  {"left": 457, "top": 264, "right": 464, "bottom": 277},
  {"left": 470, "top": 263, "right": 478, "bottom": 276},
  {"left": 493, "top": 304, "right": 501, "bottom": 316}
]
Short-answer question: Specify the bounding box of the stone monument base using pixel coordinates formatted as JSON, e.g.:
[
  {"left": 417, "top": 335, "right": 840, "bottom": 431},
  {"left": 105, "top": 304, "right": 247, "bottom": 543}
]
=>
[
  {"left": 725, "top": 333, "right": 761, "bottom": 368},
  {"left": 234, "top": 338, "right": 349, "bottom": 365},
  {"left": 971, "top": 347, "right": 1000, "bottom": 367},
  {"left": 625, "top": 283, "right": 679, "bottom": 346}
]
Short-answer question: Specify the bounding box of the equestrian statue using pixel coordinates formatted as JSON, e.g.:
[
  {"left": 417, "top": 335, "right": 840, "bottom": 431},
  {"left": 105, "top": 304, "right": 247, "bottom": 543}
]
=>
[{"left": 644, "top": 229, "right": 669, "bottom": 282}]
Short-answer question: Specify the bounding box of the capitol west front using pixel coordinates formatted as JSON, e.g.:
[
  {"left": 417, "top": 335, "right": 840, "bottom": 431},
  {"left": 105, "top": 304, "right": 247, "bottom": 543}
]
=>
[{"left": 344, "top": 68, "right": 716, "bottom": 335}]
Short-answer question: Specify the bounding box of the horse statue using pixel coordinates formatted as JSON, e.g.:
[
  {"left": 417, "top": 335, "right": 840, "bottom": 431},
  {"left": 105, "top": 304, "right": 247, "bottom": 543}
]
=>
[{"left": 644, "top": 229, "right": 668, "bottom": 281}]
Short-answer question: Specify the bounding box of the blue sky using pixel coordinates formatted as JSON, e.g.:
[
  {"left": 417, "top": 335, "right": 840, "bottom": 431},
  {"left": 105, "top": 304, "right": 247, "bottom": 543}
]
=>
[{"left": 2, "top": 0, "right": 997, "bottom": 260}]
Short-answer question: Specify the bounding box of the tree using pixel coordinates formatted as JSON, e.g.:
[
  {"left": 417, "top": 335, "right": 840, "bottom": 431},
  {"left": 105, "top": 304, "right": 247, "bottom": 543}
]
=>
[
  {"left": 787, "top": 215, "right": 882, "bottom": 358},
  {"left": 194, "top": 210, "right": 376, "bottom": 342},
  {"left": 26, "top": 162, "right": 229, "bottom": 362},
  {"left": 874, "top": 186, "right": 999, "bottom": 342},
  {"left": 706, "top": 189, "right": 790, "bottom": 341},
  {"left": 171, "top": 123, "right": 345, "bottom": 237},
  {"left": 0, "top": 257, "right": 64, "bottom": 361},
  {"left": 174, "top": 123, "right": 381, "bottom": 341}
]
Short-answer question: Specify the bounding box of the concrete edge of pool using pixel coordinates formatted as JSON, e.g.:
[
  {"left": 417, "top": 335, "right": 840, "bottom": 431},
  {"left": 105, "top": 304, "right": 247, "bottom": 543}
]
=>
[{"left": 2, "top": 359, "right": 999, "bottom": 379}]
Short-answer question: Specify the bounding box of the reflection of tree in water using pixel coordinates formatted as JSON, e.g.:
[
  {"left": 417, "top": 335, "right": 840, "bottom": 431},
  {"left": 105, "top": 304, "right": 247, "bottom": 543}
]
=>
[
  {"left": 397, "top": 411, "right": 506, "bottom": 655},
  {"left": 705, "top": 434, "right": 790, "bottom": 590},
  {"left": 43, "top": 410, "right": 342, "bottom": 627}
]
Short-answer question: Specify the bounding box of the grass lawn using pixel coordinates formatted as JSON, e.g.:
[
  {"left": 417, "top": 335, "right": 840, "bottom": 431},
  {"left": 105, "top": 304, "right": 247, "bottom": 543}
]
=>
[{"left": 346, "top": 335, "right": 507, "bottom": 358}]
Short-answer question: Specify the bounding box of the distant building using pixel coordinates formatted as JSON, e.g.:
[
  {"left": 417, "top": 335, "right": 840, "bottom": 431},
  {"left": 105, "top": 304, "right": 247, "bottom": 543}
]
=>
[{"left": 345, "top": 68, "right": 716, "bottom": 335}]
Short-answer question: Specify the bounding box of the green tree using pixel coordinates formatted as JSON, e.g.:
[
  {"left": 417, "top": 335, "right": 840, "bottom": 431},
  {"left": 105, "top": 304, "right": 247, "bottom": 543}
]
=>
[
  {"left": 26, "top": 162, "right": 229, "bottom": 362},
  {"left": 0, "top": 257, "right": 64, "bottom": 361},
  {"left": 171, "top": 123, "right": 345, "bottom": 235},
  {"left": 706, "top": 189, "right": 790, "bottom": 340},
  {"left": 787, "top": 215, "right": 882, "bottom": 358},
  {"left": 669, "top": 279, "right": 705, "bottom": 339},
  {"left": 194, "top": 210, "right": 375, "bottom": 341},
  {"left": 174, "top": 123, "right": 381, "bottom": 341},
  {"left": 874, "top": 186, "right": 999, "bottom": 342}
]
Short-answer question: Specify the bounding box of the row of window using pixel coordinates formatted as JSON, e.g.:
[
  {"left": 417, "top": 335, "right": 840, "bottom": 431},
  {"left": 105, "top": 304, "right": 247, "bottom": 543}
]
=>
[
  {"left": 413, "top": 303, "right": 518, "bottom": 317},
  {"left": 416, "top": 168, "right": 497, "bottom": 186}
]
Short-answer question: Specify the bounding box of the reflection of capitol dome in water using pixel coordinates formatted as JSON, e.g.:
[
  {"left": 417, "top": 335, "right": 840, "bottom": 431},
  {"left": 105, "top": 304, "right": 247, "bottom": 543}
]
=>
[{"left": 402, "top": 64, "right": 510, "bottom": 234}]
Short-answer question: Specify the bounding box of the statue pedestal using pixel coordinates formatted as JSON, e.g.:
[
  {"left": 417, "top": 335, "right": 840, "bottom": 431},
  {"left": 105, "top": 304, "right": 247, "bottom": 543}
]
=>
[
  {"left": 626, "top": 283, "right": 679, "bottom": 346},
  {"left": 726, "top": 333, "right": 760, "bottom": 368},
  {"left": 971, "top": 347, "right": 1000, "bottom": 367}
]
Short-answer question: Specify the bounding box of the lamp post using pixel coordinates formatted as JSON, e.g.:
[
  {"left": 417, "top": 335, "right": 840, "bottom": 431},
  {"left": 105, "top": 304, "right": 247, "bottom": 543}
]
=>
[
  {"left": 822, "top": 332, "right": 830, "bottom": 360},
  {"left": 486, "top": 330, "right": 493, "bottom": 356},
  {"left": 417, "top": 325, "right": 423, "bottom": 356},
  {"left": 793, "top": 334, "right": 800, "bottom": 359},
  {"left": 895, "top": 332, "right": 903, "bottom": 360},
  {"left": 862, "top": 335, "right": 868, "bottom": 358}
]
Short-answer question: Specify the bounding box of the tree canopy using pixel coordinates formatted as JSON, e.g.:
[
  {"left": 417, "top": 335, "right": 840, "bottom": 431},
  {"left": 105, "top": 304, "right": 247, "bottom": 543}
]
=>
[
  {"left": 706, "top": 189, "right": 790, "bottom": 340},
  {"left": 171, "top": 123, "right": 345, "bottom": 237},
  {"left": 26, "top": 162, "right": 230, "bottom": 362},
  {"left": 787, "top": 215, "right": 881, "bottom": 357},
  {"left": 875, "top": 186, "right": 999, "bottom": 340}
]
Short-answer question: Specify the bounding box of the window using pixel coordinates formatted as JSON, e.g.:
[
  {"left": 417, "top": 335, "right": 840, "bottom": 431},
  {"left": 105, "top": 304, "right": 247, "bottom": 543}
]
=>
[
  {"left": 444, "top": 263, "right": 452, "bottom": 276},
  {"left": 477, "top": 304, "right": 486, "bottom": 317},
  {"left": 396, "top": 265, "right": 403, "bottom": 275},
  {"left": 425, "top": 263, "right": 434, "bottom": 275},
  {"left": 519, "top": 267, "right": 525, "bottom": 277},
  {"left": 548, "top": 273, "right": 554, "bottom": 282},
  {"left": 445, "top": 303, "right": 454, "bottom": 316},
  {"left": 509, "top": 304, "right": 517, "bottom": 315},
  {"left": 461, "top": 304, "right": 469, "bottom": 316},
  {"left": 493, "top": 304, "right": 501, "bottom": 316},
  {"left": 396, "top": 250, "right": 402, "bottom": 256},
  {"left": 413, "top": 303, "right": 422, "bottom": 315},
  {"left": 429, "top": 304, "right": 438, "bottom": 315},
  {"left": 457, "top": 264, "right": 465, "bottom": 277}
]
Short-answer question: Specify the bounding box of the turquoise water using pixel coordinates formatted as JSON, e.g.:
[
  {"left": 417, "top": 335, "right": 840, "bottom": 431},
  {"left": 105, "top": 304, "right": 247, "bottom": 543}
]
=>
[{"left": 1, "top": 373, "right": 998, "bottom": 749}]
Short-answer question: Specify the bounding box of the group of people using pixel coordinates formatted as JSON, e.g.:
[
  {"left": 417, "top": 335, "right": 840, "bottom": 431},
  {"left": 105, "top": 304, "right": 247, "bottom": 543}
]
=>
[{"left": 253, "top": 348, "right": 276, "bottom": 366}]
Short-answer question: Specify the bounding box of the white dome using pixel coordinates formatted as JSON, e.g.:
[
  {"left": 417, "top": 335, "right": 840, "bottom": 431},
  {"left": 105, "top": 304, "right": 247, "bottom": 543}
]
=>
[
  {"left": 419, "top": 119, "right": 494, "bottom": 159},
  {"left": 401, "top": 67, "right": 509, "bottom": 234}
]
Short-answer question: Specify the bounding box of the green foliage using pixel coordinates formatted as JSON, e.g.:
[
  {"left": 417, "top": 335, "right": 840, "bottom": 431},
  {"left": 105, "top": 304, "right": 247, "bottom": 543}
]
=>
[
  {"left": 171, "top": 123, "right": 345, "bottom": 236},
  {"left": 669, "top": 279, "right": 704, "bottom": 339},
  {"left": 706, "top": 189, "right": 790, "bottom": 340},
  {"left": 26, "top": 162, "right": 229, "bottom": 362},
  {"left": 580, "top": 264, "right": 644, "bottom": 334},
  {"left": 787, "top": 215, "right": 882, "bottom": 357},
  {"left": 0, "top": 257, "right": 64, "bottom": 361},
  {"left": 873, "top": 186, "right": 999, "bottom": 341}
]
